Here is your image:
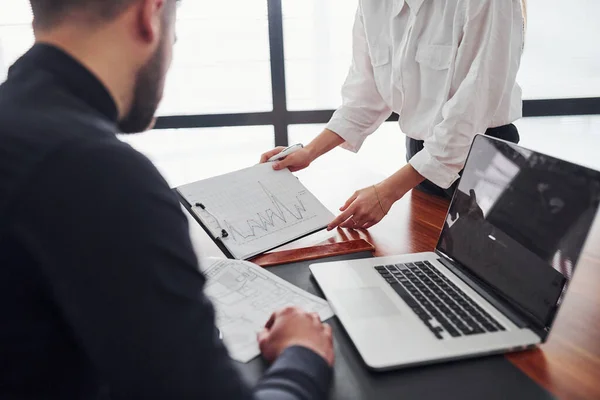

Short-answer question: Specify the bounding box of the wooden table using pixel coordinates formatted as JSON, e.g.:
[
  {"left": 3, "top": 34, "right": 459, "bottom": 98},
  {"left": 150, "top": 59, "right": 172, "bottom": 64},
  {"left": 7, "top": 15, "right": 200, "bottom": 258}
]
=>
[{"left": 188, "top": 149, "right": 600, "bottom": 400}]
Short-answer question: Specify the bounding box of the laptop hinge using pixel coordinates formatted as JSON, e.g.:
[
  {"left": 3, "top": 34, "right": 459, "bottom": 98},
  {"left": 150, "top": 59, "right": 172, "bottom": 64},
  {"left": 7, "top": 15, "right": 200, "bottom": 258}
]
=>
[{"left": 435, "top": 250, "right": 548, "bottom": 340}]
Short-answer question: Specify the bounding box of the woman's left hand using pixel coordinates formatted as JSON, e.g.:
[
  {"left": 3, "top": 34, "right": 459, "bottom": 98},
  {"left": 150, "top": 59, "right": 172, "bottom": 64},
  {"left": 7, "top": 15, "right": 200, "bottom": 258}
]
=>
[
  {"left": 327, "top": 183, "right": 395, "bottom": 231},
  {"left": 327, "top": 164, "right": 425, "bottom": 231}
]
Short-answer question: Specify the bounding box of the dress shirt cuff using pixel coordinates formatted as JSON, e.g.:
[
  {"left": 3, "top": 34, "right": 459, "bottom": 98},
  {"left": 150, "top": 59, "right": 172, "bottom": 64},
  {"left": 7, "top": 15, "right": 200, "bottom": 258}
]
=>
[
  {"left": 409, "top": 148, "right": 461, "bottom": 189},
  {"left": 267, "top": 346, "right": 333, "bottom": 398},
  {"left": 326, "top": 111, "right": 368, "bottom": 153}
]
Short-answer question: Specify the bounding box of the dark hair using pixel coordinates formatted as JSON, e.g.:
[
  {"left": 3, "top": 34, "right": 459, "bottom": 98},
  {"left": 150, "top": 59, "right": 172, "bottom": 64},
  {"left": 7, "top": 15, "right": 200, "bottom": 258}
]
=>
[{"left": 29, "top": 0, "right": 179, "bottom": 29}]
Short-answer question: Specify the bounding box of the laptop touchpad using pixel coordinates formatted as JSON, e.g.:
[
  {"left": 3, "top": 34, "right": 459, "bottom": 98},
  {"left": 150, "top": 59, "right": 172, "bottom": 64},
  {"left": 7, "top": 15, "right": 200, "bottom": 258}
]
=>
[{"left": 334, "top": 287, "right": 401, "bottom": 319}]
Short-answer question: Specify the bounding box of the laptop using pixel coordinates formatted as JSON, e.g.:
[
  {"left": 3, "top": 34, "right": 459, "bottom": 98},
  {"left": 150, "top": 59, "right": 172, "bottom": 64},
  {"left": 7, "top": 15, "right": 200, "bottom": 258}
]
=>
[{"left": 310, "top": 135, "right": 600, "bottom": 370}]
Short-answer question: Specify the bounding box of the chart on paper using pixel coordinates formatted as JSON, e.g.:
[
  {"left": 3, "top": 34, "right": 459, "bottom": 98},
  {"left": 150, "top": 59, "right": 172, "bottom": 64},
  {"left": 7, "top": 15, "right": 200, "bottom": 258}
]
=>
[
  {"left": 200, "top": 258, "right": 334, "bottom": 363},
  {"left": 177, "top": 163, "right": 335, "bottom": 259},
  {"left": 223, "top": 181, "right": 314, "bottom": 242}
]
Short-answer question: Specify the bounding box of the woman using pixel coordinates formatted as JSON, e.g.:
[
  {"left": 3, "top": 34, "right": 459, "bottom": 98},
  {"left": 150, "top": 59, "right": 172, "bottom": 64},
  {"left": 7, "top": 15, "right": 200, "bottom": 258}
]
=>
[{"left": 260, "top": 0, "right": 527, "bottom": 230}]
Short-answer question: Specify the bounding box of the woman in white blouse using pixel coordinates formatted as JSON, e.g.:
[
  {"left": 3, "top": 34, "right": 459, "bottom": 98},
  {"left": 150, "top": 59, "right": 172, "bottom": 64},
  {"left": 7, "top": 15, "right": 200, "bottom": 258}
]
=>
[{"left": 261, "top": 0, "right": 527, "bottom": 230}]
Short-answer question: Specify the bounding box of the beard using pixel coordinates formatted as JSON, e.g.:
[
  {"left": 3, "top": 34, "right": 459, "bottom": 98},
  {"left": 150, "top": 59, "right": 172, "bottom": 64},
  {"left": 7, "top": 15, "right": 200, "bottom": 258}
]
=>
[{"left": 118, "top": 36, "right": 168, "bottom": 134}]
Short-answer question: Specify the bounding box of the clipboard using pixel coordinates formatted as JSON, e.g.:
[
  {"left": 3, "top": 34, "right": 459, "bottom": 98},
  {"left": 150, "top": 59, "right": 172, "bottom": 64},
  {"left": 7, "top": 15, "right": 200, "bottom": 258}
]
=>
[
  {"left": 174, "top": 163, "right": 341, "bottom": 260},
  {"left": 176, "top": 190, "right": 235, "bottom": 259},
  {"left": 177, "top": 189, "right": 341, "bottom": 260},
  {"left": 176, "top": 189, "right": 375, "bottom": 265}
]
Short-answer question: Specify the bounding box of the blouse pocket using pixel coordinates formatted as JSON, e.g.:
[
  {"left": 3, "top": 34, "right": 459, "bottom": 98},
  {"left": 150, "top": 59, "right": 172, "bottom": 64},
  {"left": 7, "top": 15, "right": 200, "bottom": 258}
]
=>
[
  {"left": 415, "top": 44, "right": 453, "bottom": 100},
  {"left": 370, "top": 45, "right": 391, "bottom": 67},
  {"left": 415, "top": 44, "right": 453, "bottom": 70}
]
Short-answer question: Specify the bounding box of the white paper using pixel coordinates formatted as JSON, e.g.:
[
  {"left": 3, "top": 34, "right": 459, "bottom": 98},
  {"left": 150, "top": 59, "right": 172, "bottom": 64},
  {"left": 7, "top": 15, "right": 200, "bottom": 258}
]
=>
[
  {"left": 178, "top": 163, "right": 335, "bottom": 259},
  {"left": 200, "top": 257, "right": 334, "bottom": 363}
]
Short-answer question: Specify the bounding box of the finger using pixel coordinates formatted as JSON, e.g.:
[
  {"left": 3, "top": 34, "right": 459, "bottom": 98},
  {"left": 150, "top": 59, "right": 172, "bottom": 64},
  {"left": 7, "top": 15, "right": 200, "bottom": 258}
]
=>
[
  {"left": 340, "top": 192, "right": 359, "bottom": 212},
  {"left": 323, "top": 323, "right": 333, "bottom": 339},
  {"left": 257, "top": 331, "right": 276, "bottom": 363},
  {"left": 469, "top": 189, "right": 476, "bottom": 200},
  {"left": 347, "top": 228, "right": 362, "bottom": 240},
  {"left": 360, "top": 219, "right": 373, "bottom": 229},
  {"left": 337, "top": 227, "right": 349, "bottom": 242},
  {"left": 339, "top": 209, "right": 363, "bottom": 229},
  {"left": 310, "top": 312, "right": 320, "bottom": 323},
  {"left": 273, "top": 153, "right": 301, "bottom": 171},
  {"left": 469, "top": 189, "right": 480, "bottom": 212},
  {"left": 360, "top": 214, "right": 377, "bottom": 227},
  {"left": 278, "top": 306, "right": 301, "bottom": 317},
  {"left": 327, "top": 206, "right": 357, "bottom": 231},
  {"left": 260, "top": 147, "right": 285, "bottom": 163},
  {"left": 361, "top": 220, "right": 378, "bottom": 230},
  {"left": 266, "top": 307, "right": 295, "bottom": 334},
  {"left": 339, "top": 216, "right": 359, "bottom": 229},
  {"left": 264, "top": 312, "right": 276, "bottom": 329},
  {"left": 257, "top": 329, "right": 270, "bottom": 344}
]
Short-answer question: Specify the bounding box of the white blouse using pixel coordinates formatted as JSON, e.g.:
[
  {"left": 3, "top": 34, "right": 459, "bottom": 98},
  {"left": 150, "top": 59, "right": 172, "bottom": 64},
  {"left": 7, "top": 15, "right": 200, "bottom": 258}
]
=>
[{"left": 326, "top": 0, "right": 525, "bottom": 189}]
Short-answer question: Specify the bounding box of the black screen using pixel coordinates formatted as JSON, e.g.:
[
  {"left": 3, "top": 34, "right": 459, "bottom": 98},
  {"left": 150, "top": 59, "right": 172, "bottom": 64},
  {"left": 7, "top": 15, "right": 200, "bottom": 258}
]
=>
[{"left": 437, "top": 135, "right": 600, "bottom": 327}]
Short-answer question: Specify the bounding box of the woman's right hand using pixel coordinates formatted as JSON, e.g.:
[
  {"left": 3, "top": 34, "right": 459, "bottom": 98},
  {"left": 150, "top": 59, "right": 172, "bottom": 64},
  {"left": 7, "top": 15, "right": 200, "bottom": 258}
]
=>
[
  {"left": 259, "top": 146, "right": 315, "bottom": 172},
  {"left": 260, "top": 129, "right": 345, "bottom": 172}
]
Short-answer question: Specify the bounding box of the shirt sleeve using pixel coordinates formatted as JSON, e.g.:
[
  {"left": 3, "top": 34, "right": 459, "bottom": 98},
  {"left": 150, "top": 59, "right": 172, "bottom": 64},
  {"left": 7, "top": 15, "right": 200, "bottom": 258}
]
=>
[
  {"left": 409, "top": 0, "right": 524, "bottom": 188},
  {"left": 13, "top": 139, "right": 332, "bottom": 400},
  {"left": 325, "top": 4, "right": 392, "bottom": 152}
]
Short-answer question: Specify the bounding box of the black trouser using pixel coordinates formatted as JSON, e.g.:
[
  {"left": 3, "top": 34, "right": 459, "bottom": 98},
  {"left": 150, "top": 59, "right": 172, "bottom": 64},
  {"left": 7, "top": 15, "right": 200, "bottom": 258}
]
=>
[{"left": 406, "top": 124, "right": 520, "bottom": 199}]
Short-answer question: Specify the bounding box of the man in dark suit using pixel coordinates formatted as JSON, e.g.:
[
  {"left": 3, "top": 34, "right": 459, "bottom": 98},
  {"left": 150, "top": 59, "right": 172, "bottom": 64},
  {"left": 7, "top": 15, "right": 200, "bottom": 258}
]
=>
[{"left": 0, "top": 1, "right": 334, "bottom": 398}]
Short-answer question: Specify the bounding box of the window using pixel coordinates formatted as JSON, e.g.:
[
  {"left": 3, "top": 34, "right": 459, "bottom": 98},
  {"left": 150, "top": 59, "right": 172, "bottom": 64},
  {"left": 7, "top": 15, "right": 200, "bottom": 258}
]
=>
[
  {"left": 158, "top": 0, "right": 273, "bottom": 116},
  {"left": 0, "top": 1, "right": 34, "bottom": 82},
  {"left": 517, "top": 0, "right": 600, "bottom": 99},
  {"left": 282, "top": 0, "right": 600, "bottom": 107},
  {"left": 119, "top": 126, "right": 275, "bottom": 187},
  {"left": 0, "top": 1, "right": 274, "bottom": 115},
  {"left": 282, "top": 0, "right": 356, "bottom": 111},
  {"left": 1, "top": 0, "right": 597, "bottom": 156}
]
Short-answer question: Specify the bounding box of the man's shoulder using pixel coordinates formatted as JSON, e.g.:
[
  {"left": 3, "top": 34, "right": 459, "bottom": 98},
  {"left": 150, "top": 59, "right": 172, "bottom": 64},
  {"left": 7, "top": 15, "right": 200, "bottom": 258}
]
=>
[
  {"left": 0, "top": 79, "right": 117, "bottom": 146},
  {"left": 64, "top": 134, "right": 168, "bottom": 191},
  {"left": 34, "top": 132, "right": 168, "bottom": 199},
  {"left": 0, "top": 103, "right": 166, "bottom": 222}
]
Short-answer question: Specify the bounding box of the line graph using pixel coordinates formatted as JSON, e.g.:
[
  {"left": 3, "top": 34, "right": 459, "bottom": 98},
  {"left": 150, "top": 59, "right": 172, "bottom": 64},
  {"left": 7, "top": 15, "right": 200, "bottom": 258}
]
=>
[
  {"left": 224, "top": 182, "right": 316, "bottom": 243},
  {"left": 176, "top": 163, "right": 335, "bottom": 259}
]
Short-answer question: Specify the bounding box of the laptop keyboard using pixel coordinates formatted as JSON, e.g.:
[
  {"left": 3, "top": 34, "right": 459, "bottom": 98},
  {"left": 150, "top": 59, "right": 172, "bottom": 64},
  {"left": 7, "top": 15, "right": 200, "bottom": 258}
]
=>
[{"left": 375, "top": 261, "right": 505, "bottom": 340}]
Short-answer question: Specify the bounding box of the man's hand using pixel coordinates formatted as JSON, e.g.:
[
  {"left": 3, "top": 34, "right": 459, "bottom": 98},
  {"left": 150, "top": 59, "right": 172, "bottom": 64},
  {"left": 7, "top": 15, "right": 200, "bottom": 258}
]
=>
[{"left": 257, "top": 307, "right": 334, "bottom": 366}]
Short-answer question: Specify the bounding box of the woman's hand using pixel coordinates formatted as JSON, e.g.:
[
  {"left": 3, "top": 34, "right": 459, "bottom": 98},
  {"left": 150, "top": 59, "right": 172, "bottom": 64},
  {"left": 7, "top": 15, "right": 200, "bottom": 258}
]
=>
[
  {"left": 259, "top": 129, "right": 346, "bottom": 172},
  {"left": 327, "top": 183, "right": 396, "bottom": 231},
  {"left": 259, "top": 146, "right": 315, "bottom": 172},
  {"left": 327, "top": 164, "right": 425, "bottom": 230}
]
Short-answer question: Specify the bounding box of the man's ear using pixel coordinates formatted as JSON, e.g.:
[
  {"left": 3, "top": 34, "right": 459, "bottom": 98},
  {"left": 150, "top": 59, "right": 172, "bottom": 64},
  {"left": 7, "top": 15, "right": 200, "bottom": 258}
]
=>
[{"left": 137, "top": 0, "right": 166, "bottom": 45}]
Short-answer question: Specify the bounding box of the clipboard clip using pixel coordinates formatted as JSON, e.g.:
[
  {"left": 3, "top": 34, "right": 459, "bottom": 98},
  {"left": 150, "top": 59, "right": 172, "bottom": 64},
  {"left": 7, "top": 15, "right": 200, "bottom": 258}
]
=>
[{"left": 194, "top": 202, "right": 229, "bottom": 239}]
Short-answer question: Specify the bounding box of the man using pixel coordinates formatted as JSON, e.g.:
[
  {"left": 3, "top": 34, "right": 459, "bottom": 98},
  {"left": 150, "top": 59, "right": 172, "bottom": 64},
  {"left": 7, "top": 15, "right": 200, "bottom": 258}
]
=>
[{"left": 0, "top": 1, "right": 334, "bottom": 398}]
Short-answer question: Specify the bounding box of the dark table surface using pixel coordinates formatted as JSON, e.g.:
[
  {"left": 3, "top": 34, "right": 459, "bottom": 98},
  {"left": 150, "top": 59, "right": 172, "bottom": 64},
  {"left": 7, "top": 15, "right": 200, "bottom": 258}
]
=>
[
  {"left": 234, "top": 253, "right": 553, "bottom": 400},
  {"left": 190, "top": 150, "right": 600, "bottom": 399}
]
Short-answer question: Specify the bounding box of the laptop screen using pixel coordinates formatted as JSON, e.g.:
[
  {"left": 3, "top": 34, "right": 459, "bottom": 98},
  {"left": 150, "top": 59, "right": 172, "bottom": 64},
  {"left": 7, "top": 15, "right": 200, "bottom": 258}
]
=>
[{"left": 437, "top": 135, "right": 600, "bottom": 327}]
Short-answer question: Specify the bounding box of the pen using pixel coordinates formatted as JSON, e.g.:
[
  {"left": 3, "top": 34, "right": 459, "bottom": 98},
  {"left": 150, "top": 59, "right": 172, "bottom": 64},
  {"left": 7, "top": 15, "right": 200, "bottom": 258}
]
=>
[{"left": 267, "top": 143, "right": 304, "bottom": 162}]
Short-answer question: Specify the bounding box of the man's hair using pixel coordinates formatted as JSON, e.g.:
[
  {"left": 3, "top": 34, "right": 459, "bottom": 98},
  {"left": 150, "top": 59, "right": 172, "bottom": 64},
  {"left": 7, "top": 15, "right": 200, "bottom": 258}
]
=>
[
  {"left": 29, "top": 0, "right": 179, "bottom": 30},
  {"left": 29, "top": 0, "right": 135, "bottom": 28}
]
